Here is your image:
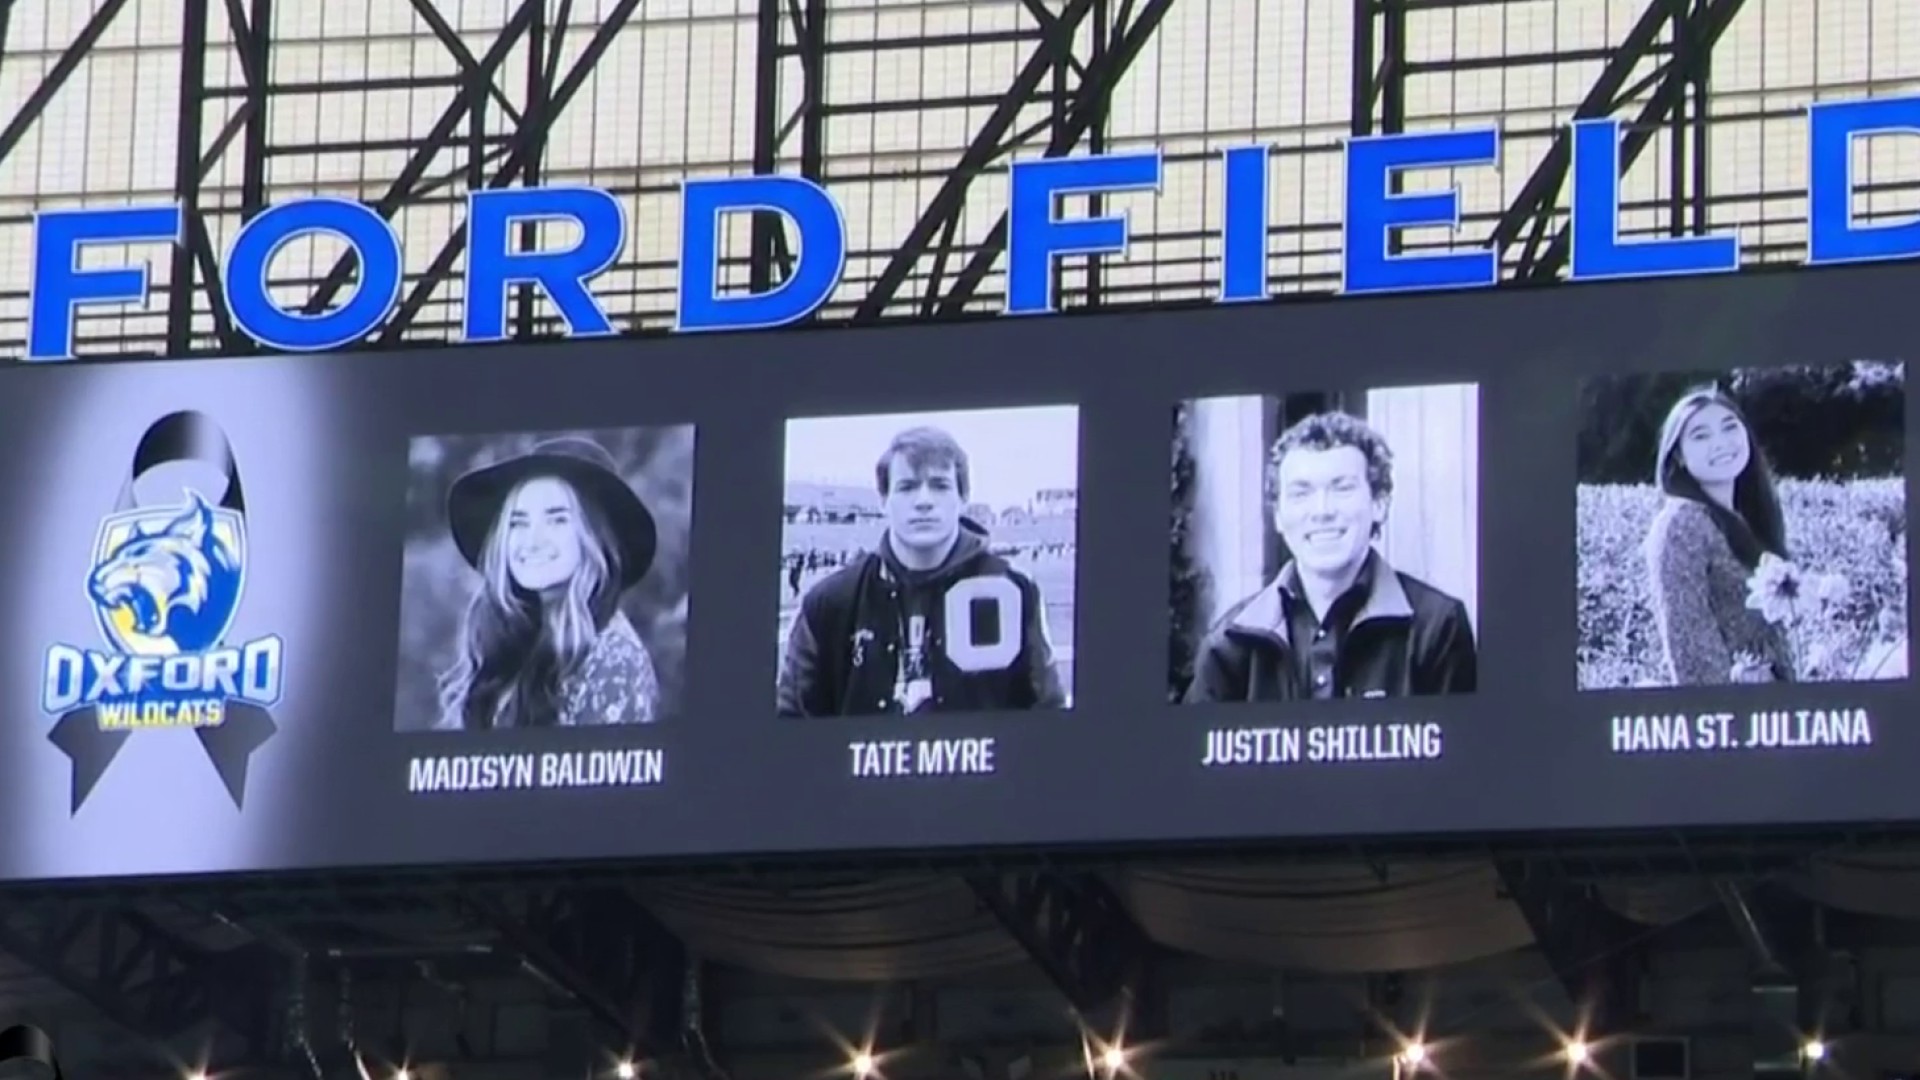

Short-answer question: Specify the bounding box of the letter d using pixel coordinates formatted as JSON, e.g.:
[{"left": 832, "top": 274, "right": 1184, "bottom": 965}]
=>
[
  {"left": 1808, "top": 94, "right": 1920, "bottom": 265},
  {"left": 676, "top": 176, "right": 845, "bottom": 332}
]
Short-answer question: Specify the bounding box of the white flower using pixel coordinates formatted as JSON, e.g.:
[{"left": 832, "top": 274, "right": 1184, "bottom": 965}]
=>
[{"left": 1744, "top": 553, "right": 1807, "bottom": 625}]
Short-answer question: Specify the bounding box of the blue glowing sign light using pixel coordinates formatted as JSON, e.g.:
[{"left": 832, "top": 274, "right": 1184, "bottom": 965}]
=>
[{"left": 21, "top": 92, "right": 1920, "bottom": 361}]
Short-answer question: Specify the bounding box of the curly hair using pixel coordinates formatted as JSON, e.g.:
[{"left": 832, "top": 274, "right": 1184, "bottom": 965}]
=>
[{"left": 1267, "top": 410, "right": 1395, "bottom": 501}]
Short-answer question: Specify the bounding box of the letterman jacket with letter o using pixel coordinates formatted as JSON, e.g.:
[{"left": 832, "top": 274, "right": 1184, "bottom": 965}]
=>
[{"left": 776, "top": 519, "right": 1067, "bottom": 716}]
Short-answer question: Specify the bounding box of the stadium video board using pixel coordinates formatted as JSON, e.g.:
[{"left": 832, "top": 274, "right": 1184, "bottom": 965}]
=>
[{"left": 0, "top": 261, "right": 1912, "bottom": 883}]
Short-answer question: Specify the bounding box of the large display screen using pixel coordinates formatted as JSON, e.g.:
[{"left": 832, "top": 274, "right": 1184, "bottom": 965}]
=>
[{"left": 0, "top": 263, "right": 1913, "bottom": 883}]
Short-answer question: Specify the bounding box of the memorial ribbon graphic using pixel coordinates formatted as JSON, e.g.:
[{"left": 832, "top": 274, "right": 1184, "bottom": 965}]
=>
[
  {"left": 46, "top": 410, "right": 279, "bottom": 812},
  {"left": 0, "top": 1025, "right": 63, "bottom": 1080}
]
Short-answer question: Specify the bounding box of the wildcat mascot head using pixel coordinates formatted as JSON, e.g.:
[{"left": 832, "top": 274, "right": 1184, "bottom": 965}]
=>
[{"left": 88, "top": 490, "right": 243, "bottom": 656}]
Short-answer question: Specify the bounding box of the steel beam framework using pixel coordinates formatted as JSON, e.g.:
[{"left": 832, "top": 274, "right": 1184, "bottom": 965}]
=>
[
  {"left": 1356, "top": 0, "right": 1748, "bottom": 281},
  {"left": 0, "top": 0, "right": 655, "bottom": 355},
  {"left": 967, "top": 872, "right": 1160, "bottom": 1032},
  {"left": 0, "top": 0, "right": 1904, "bottom": 1057},
  {"left": 0, "top": 899, "right": 282, "bottom": 1057},
  {"left": 0, "top": 831, "right": 1900, "bottom": 1074},
  {"left": 1714, "top": 881, "right": 1862, "bottom": 1077},
  {"left": 464, "top": 885, "right": 690, "bottom": 1063},
  {"left": 81, "top": 883, "right": 707, "bottom": 1072},
  {"left": 2, "top": 0, "right": 1911, "bottom": 358},
  {"left": 744, "top": 0, "right": 1177, "bottom": 323},
  {"left": 1494, "top": 858, "right": 1648, "bottom": 1039}
]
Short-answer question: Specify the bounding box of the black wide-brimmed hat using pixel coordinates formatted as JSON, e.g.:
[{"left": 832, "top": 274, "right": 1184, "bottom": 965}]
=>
[{"left": 446, "top": 436, "right": 657, "bottom": 590}]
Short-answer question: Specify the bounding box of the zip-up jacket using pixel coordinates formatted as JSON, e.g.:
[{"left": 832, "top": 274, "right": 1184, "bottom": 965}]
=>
[{"left": 1183, "top": 552, "right": 1477, "bottom": 702}]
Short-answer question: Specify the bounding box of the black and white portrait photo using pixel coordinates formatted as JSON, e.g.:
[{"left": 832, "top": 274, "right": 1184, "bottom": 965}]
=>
[
  {"left": 392, "top": 424, "right": 696, "bottom": 731},
  {"left": 1576, "top": 361, "right": 1910, "bottom": 690},
  {"left": 1169, "top": 386, "right": 1481, "bottom": 703},
  {"left": 775, "top": 404, "right": 1078, "bottom": 716}
]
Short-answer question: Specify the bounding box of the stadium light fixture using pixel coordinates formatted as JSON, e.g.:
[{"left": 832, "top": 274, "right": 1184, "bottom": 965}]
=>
[
  {"left": 616, "top": 1062, "right": 638, "bottom": 1080},
  {"left": 852, "top": 1050, "right": 877, "bottom": 1078},
  {"left": 1565, "top": 1039, "right": 1591, "bottom": 1067},
  {"left": 1804, "top": 1039, "right": 1828, "bottom": 1063}
]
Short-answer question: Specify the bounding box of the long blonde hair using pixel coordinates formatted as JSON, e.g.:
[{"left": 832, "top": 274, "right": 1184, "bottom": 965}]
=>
[{"left": 438, "top": 475, "right": 624, "bottom": 728}]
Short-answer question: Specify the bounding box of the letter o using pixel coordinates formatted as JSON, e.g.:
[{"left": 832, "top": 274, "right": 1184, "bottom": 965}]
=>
[
  {"left": 162, "top": 655, "right": 199, "bottom": 693},
  {"left": 943, "top": 575, "right": 1023, "bottom": 673},
  {"left": 223, "top": 198, "right": 403, "bottom": 351},
  {"left": 41, "top": 645, "right": 84, "bottom": 713},
  {"left": 240, "top": 637, "right": 284, "bottom": 703}
]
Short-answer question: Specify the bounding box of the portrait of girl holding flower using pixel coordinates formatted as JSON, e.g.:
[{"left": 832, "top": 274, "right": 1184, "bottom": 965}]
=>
[
  {"left": 1642, "top": 387, "right": 1799, "bottom": 685},
  {"left": 1576, "top": 362, "right": 1907, "bottom": 691}
]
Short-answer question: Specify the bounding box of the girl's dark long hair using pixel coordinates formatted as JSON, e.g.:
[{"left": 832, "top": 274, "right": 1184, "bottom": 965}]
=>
[
  {"left": 439, "top": 476, "right": 625, "bottom": 728},
  {"left": 1654, "top": 386, "right": 1789, "bottom": 568}
]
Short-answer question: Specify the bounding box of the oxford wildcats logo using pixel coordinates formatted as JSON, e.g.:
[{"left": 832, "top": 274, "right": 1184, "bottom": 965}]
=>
[
  {"left": 43, "top": 487, "right": 281, "bottom": 731},
  {"left": 40, "top": 410, "right": 283, "bottom": 811},
  {"left": 89, "top": 491, "right": 245, "bottom": 660}
]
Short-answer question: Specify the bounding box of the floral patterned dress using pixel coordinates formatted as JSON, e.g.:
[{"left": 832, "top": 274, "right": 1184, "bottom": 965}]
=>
[
  {"left": 1644, "top": 498, "right": 1796, "bottom": 685},
  {"left": 556, "top": 610, "right": 660, "bottom": 726}
]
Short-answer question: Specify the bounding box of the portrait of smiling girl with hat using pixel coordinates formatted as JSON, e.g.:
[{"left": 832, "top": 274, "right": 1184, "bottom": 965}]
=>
[{"left": 433, "top": 435, "right": 665, "bottom": 729}]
